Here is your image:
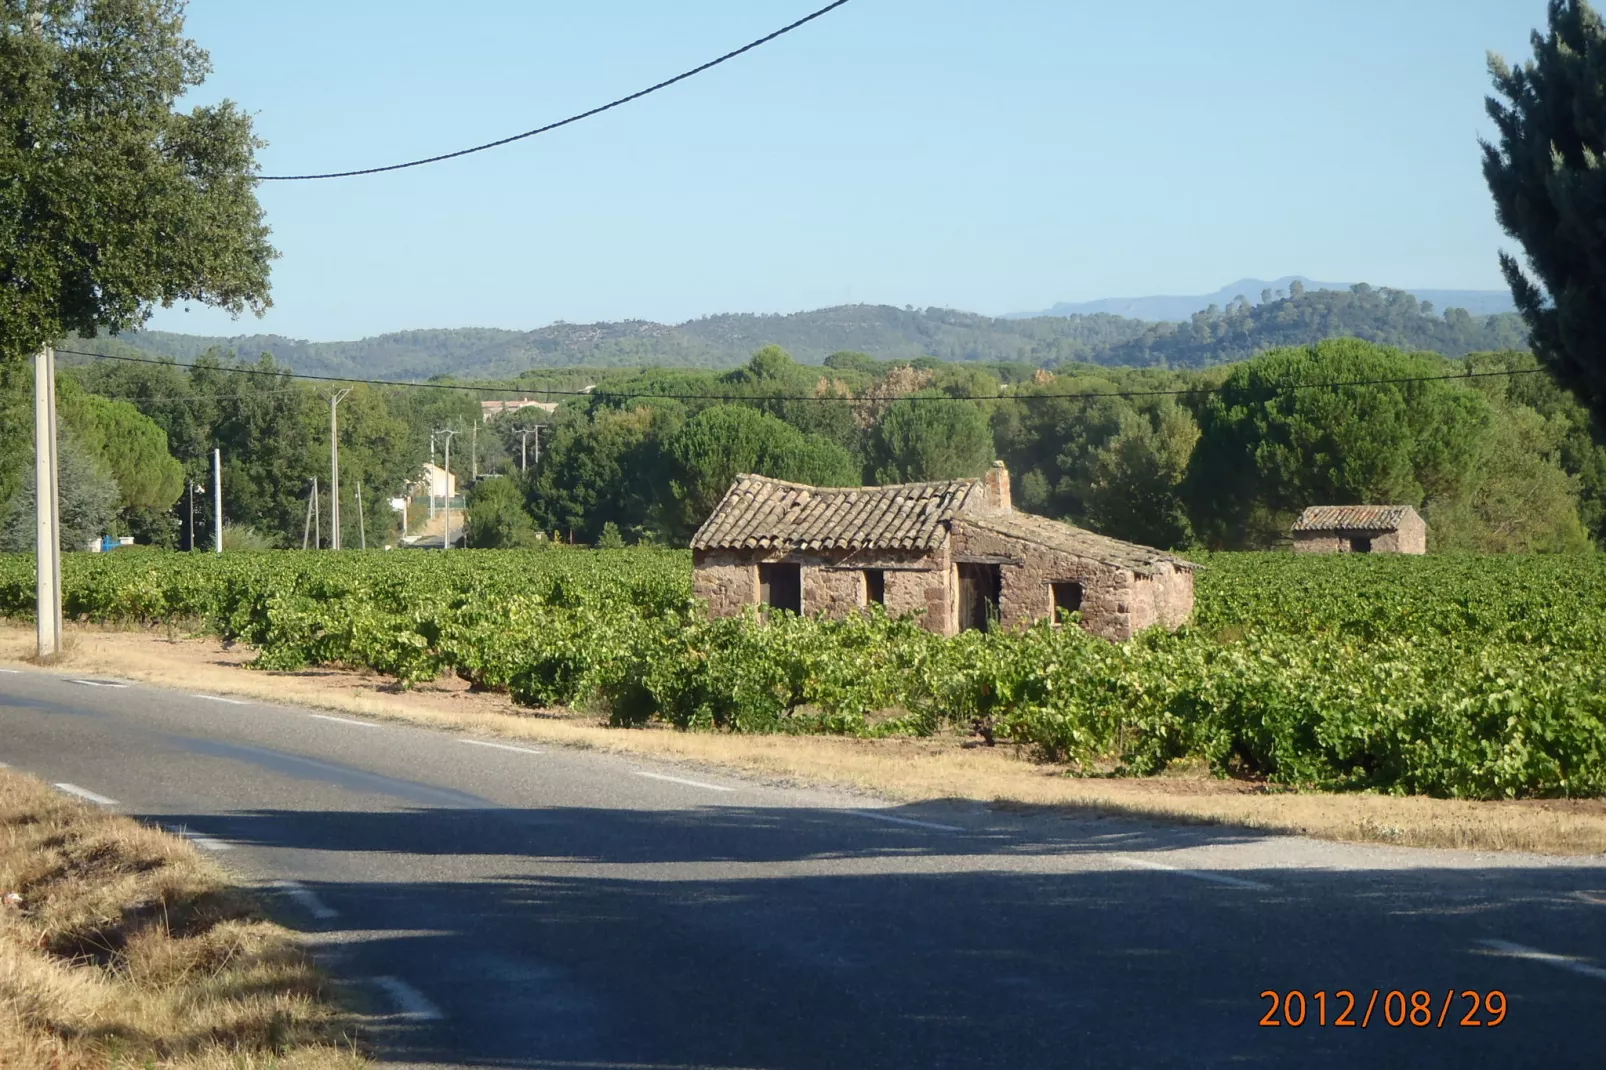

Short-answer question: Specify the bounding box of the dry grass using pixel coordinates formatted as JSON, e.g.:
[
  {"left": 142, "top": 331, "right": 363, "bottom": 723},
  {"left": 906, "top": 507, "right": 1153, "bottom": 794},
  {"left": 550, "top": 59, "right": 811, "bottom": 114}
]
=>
[
  {"left": 4, "top": 623, "right": 1606, "bottom": 857},
  {"left": 0, "top": 767, "right": 366, "bottom": 1070}
]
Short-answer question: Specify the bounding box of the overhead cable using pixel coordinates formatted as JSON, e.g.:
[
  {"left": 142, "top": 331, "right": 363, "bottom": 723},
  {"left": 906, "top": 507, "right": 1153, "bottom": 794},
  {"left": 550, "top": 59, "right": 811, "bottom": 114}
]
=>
[{"left": 257, "top": 0, "right": 854, "bottom": 181}]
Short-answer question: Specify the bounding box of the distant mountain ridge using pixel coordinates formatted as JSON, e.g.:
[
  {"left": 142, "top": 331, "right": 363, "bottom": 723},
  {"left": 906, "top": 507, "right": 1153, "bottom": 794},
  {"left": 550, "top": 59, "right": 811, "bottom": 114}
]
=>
[
  {"left": 79, "top": 282, "right": 1529, "bottom": 381},
  {"left": 1009, "top": 276, "right": 1518, "bottom": 321}
]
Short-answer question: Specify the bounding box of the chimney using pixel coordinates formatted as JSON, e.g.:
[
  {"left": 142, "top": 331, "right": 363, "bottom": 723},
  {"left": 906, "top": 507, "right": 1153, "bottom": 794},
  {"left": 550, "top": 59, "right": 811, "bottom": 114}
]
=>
[{"left": 983, "top": 461, "right": 1012, "bottom": 513}]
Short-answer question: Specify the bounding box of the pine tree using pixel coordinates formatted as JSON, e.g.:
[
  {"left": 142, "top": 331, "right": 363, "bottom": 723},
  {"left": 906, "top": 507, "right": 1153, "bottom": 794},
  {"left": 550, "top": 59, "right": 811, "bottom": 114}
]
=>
[{"left": 1483, "top": 0, "right": 1606, "bottom": 412}]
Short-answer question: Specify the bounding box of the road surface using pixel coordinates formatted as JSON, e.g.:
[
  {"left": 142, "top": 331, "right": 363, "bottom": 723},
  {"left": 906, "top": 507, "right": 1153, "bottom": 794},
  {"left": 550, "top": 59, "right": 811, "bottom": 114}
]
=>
[{"left": 2, "top": 666, "right": 1604, "bottom": 1068}]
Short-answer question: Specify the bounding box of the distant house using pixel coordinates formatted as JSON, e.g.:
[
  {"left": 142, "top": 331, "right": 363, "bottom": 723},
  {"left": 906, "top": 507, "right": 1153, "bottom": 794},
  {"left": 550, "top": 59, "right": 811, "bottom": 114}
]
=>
[
  {"left": 1291, "top": 505, "right": 1426, "bottom": 554},
  {"left": 416, "top": 462, "right": 457, "bottom": 501},
  {"left": 480, "top": 398, "right": 560, "bottom": 423},
  {"left": 690, "top": 463, "right": 1196, "bottom": 641}
]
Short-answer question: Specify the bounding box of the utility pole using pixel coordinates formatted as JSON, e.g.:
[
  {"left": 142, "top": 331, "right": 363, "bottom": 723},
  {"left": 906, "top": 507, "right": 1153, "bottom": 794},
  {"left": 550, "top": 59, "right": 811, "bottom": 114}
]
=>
[
  {"left": 433, "top": 427, "right": 457, "bottom": 550},
  {"left": 303, "top": 478, "right": 316, "bottom": 550},
  {"left": 355, "top": 483, "right": 366, "bottom": 550},
  {"left": 212, "top": 448, "right": 223, "bottom": 554},
  {"left": 428, "top": 433, "right": 439, "bottom": 520},
  {"left": 512, "top": 426, "right": 543, "bottom": 473},
  {"left": 328, "top": 388, "right": 352, "bottom": 550},
  {"left": 33, "top": 344, "right": 61, "bottom": 660},
  {"left": 471, "top": 421, "right": 478, "bottom": 481},
  {"left": 312, "top": 477, "right": 321, "bottom": 549}
]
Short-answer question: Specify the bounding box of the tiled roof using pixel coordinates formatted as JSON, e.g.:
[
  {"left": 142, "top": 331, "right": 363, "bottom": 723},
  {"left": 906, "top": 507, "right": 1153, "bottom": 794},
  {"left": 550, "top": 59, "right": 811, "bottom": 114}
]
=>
[
  {"left": 1291, "top": 505, "right": 1418, "bottom": 532},
  {"left": 955, "top": 513, "right": 1198, "bottom": 575},
  {"left": 690, "top": 474, "right": 987, "bottom": 551}
]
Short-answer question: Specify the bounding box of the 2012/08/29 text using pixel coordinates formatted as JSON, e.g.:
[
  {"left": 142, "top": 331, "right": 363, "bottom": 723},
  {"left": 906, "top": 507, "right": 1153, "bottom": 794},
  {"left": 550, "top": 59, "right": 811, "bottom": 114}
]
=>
[{"left": 1259, "top": 990, "right": 1507, "bottom": 1028}]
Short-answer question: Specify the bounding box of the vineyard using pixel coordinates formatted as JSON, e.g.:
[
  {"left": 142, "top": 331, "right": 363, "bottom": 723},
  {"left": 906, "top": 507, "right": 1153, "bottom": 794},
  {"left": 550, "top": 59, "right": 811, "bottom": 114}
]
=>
[{"left": 1, "top": 549, "right": 1603, "bottom": 799}]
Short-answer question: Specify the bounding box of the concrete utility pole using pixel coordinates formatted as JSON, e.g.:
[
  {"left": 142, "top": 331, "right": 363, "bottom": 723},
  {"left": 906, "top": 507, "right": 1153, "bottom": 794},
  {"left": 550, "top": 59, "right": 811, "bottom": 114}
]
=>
[
  {"left": 302, "top": 478, "right": 316, "bottom": 550},
  {"left": 328, "top": 388, "right": 352, "bottom": 550},
  {"left": 33, "top": 345, "right": 62, "bottom": 660},
  {"left": 212, "top": 448, "right": 223, "bottom": 553},
  {"left": 512, "top": 426, "right": 543, "bottom": 473},
  {"left": 355, "top": 483, "right": 366, "bottom": 550},
  {"left": 434, "top": 428, "right": 457, "bottom": 550},
  {"left": 471, "top": 422, "right": 478, "bottom": 481}
]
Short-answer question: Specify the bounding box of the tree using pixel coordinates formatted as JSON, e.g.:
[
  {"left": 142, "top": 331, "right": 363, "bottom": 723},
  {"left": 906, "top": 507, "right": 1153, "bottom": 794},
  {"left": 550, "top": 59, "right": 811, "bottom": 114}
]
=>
[
  {"left": 1, "top": 432, "right": 118, "bottom": 552},
  {"left": 869, "top": 394, "right": 995, "bottom": 484},
  {"left": 1483, "top": 0, "right": 1606, "bottom": 414},
  {"left": 1080, "top": 401, "right": 1199, "bottom": 549},
  {"left": 0, "top": 0, "right": 274, "bottom": 365},
  {"left": 527, "top": 408, "right": 665, "bottom": 544},
  {"left": 466, "top": 476, "right": 537, "bottom": 548},
  {"left": 58, "top": 382, "right": 184, "bottom": 545},
  {"left": 661, "top": 405, "right": 858, "bottom": 540},
  {"left": 1186, "top": 341, "right": 1492, "bottom": 548}
]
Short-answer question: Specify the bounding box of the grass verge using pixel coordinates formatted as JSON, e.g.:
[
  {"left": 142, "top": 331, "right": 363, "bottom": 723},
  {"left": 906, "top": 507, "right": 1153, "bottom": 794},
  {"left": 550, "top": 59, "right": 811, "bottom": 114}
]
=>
[
  {"left": 3, "top": 622, "right": 1606, "bottom": 857},
  {"left": 0, "top": 766, "right": 366, "bottom": 1069}
]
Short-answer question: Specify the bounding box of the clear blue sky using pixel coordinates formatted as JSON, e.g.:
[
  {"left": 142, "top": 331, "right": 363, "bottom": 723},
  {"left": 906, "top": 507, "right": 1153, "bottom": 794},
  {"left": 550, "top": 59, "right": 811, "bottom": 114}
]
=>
[{"left": 146, "top": 0, "right": 1548, "bottom": 341}]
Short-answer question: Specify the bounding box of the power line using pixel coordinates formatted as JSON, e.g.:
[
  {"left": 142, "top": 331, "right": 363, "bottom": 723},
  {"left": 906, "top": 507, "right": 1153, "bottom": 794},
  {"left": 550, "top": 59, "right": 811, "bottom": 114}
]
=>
[
  {"left": 57, "top": 346, "right": 1553, "bottom": 406},
  {"left": 257, "top": 1, "right": 855, "bottom": 181}
]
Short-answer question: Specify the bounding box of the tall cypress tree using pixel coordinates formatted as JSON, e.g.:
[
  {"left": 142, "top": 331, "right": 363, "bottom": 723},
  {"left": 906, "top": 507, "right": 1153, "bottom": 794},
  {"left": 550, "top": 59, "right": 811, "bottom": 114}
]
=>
[{"left": 1483, "top": 0, "right": 1606, "bottom": 412}]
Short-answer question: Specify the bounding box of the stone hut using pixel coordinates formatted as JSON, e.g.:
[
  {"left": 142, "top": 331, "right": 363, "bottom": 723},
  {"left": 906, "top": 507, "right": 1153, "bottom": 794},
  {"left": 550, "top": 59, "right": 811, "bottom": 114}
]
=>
[
  {"left": 690, "top": 463, "right": 1196, "bottom": 641},
  {"left": 1291, "top": 505, "right": 1427, "bottom": 554}
]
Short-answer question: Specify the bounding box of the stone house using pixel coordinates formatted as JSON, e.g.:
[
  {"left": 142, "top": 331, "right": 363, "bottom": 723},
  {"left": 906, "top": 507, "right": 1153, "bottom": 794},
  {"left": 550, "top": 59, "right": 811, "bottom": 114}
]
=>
[
  {"left": 691, "top": 463, "right": 1196, "bottom": 641},
  {"left": 1290, "top": 505, "right": 1427, "bottom": 554}
]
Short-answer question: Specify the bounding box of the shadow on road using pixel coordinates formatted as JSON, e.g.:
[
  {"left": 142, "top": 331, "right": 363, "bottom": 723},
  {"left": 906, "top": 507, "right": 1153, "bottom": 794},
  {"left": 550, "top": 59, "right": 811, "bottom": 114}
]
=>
[{"left": 143, "top": 801, "right": 1606, "bottom": 1070}]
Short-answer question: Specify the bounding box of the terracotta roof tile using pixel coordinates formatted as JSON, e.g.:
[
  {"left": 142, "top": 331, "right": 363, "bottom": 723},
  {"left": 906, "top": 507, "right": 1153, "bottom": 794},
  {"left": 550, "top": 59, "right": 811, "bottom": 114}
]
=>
[
  {"left": 954, "top": 513, "right": 1198, "bottom": 575},
  {"left": 691, "top": 474, "right": 986, "bottom": 552},
  {"left": 1291, "top": 505, "right": 1420, "bottom": 533}
]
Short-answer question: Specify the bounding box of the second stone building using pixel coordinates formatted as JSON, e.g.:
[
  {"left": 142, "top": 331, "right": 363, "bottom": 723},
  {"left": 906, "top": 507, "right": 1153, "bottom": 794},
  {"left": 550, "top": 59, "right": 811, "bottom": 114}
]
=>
[{"left": 690, "top": 463, "right": 1196, "bottom": 641}]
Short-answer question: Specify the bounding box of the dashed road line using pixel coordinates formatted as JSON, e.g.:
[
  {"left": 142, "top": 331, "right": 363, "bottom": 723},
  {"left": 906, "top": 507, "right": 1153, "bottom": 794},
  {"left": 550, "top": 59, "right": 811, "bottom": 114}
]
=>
[
  {"left": 371, "top": 975, "right": 444, "bottom": 1021},
  {"left": 272, "top": 880, "right": 339, "bottom": 920},
  {"left": 307, "top": 714, "right": 379, "bottom": 729},
  {"left": 55, "top": 783, "right": 118, "bottom": 806},
  {"left": 845, "top": 809, "right": 963, "bottom": 832},
  {"left": 1111, "top": 854, "right": 1272, "bottom": 890},
  {"left": 0, "top": 668, "right": 21, "bottom": 674},
  {"left": 460, "top": 739, "right": 545, "bottom": 756},
  {"left": 633, "top": 770, "right": 734, "bottom": 792},
  {"left": 70, "top": 679, "right": 128, "bottom": 689},
  {"left": 168, "top": 828, "right": 233, "bottom": 852},
  {"left": 1478, "top": 939, "right": 1606, "bottom": 982},
  {"left": 191, "top": 694, "right": 250, "bottom": 705}
]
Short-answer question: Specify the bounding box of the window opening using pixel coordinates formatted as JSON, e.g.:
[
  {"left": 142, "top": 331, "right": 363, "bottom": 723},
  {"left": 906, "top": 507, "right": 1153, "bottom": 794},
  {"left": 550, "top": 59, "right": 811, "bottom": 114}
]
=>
[
  {"left": 1051, "top": 581, "right": 1083, "bottom": 623},
  {"left": 758, "top": 563, "right": 802, "bottom": 614},
  {"left": 957, "top": 563, "right": 1002, "bottom": 633},
  {"left": 864, "top": 569, "right": 886, "bottom": 606}
]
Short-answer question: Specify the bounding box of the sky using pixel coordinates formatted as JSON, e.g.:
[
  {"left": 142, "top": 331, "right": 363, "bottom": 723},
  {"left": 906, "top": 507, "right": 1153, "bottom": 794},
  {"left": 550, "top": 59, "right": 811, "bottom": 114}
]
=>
[{"left": 146, "top": 0, "right": 1548, "bottom": 341}]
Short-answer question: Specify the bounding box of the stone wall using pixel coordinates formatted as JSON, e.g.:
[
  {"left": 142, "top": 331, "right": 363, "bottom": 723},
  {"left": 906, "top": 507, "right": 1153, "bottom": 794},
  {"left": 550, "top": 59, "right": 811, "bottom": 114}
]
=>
[
  {"left": 694, "top": 547, "right": 949, "bottom": 628},
  {"left": 948, "top": 521, "right": 1194, "bottom": 641},
  {"left": 1293, "top": 521, "right": 1427, "bottom": 554}
]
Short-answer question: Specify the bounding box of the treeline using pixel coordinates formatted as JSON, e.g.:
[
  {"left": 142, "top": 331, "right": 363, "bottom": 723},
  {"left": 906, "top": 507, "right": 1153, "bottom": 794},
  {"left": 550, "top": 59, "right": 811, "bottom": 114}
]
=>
[
  {"left": 481, "top": 341, "right": 1604, "bottom": 554},
  {"left": 3, "top": 337, "right": 1598, "bottom": 557},
  {"left": 85, "top": 284, "right": 1530, "bottom": 380},
  {"left": 0, "top": 353, "right": 498, "bottom": 551}
]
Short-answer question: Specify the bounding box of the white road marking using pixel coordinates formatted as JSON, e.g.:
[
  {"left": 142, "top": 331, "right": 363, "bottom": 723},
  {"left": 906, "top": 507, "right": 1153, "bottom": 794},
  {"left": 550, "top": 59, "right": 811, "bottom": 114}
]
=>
[
  {"left": 846, "top": 810, "right": 963, "bottom": 832},
  {"left": 1112, "top": 854, "right": 1272, "bottom": 890},
  {"left": 70, "top": 679, "right": 128, "bottom": 689},
  {"left": 460, "top": 739, "right": 545, "bottom": 756},
  {"left": 55, "top": 783, "right": 117, "bottom": 806},
  {"left": 0, "top": 668, "right": 21, "bottom": 673},
  {"left": 633, "top": 770, "right": 735, "bottom": 792},
  {"left": 307, "top": 714, "right": 379, "bottom": 729},
  {"left": 1478, "top": 939, "right": 1606, "bottom": 982},
  {"left": 272, "top": 880, "right": 339, "bottom": 920},
  {"left": 168, "top": 828, "right": 233, "bottom": 852},
  {"left": 191, "top": 694, "right": 249, "bottom": 705},
  {"left": 371, "top": 975, "right": 444, "bottom": 1021}
]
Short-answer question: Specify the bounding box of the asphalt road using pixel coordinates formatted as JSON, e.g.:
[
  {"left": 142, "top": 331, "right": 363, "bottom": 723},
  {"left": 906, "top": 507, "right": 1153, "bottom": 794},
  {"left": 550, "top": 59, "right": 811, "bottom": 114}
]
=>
[{"left": 2, "top": 666, "right": 1605, "bottom": 1069}]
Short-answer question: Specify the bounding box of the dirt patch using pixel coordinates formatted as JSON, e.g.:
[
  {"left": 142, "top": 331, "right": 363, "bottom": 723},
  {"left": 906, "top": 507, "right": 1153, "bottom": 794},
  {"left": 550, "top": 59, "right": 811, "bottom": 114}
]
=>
[
  {"left": 4, "top": 623, "right": 1606, "bottom": 857},
  {"left": 0, "top": 765, "right": 366, "bottom": 1070}
]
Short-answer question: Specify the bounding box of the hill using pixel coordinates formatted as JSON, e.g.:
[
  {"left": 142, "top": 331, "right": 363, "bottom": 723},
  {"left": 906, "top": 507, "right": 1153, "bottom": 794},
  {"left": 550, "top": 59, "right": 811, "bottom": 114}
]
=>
[
  {"left": 1011, "top": 276, "right": 1518, "bottom": 321},
  {"left": 75, "top": 284, "right": 1529, "bottom": 380}
]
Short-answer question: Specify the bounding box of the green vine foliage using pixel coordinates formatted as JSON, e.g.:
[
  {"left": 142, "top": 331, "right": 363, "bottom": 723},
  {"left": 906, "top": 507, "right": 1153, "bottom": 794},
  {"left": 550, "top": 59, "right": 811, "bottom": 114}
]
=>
[{"left": 1, "top": 548, "right": 1602, "bottom": 799}]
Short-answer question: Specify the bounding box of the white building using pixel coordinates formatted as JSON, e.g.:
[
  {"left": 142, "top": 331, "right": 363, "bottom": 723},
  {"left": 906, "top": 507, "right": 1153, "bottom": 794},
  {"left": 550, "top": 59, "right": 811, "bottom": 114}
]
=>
[{"left": 417, "top": 462, "right": 457, "bottom": 500}]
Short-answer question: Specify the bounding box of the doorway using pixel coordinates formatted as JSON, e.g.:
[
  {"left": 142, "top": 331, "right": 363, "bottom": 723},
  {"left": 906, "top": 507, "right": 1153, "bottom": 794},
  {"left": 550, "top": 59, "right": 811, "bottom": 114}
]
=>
[
  {"left": 957, "top": 563, "right": 1001, "bottom": 632},
  {"left": 758, "top": 563, "right": 802, "bottom": 614},
  {"left": 1351, "top": 537, "right": 1373, "bottom": 554}
]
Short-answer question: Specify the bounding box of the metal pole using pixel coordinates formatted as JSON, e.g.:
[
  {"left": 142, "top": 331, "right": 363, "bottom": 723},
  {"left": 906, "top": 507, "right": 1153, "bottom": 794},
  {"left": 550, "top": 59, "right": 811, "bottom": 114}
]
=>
[
  {"left": 187, "top": 482, "right": 194, "bottom": 551},
  {"left": 433, "top": 428, "right": 457, "bottom": 550},
  {"left": 471, "top": 422, "right": 478, "bottom": 481},
  {"left": 212, "top": 448, "right": 223, "bottom": 554},
  {"left": 356, "top": 483, "right": 366, "bottom": 550},
  {"left": 33, "top": 345, "right": 61, "bottom": 660},
  {"left": 303, "top": 480, "right": 314, "bottom": 550},
  {"left": 312, "top": 477, "right": 320, "bottom": 550},
  {"left": 328, "top": 388, "right": 352, "bottom": 550}
]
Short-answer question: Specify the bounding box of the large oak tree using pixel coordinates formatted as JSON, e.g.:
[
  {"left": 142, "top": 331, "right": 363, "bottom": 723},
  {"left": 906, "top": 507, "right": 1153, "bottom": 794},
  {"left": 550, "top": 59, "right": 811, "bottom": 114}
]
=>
[{"left": 1, "top": 0, "right": 274, "bottom": 364}]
